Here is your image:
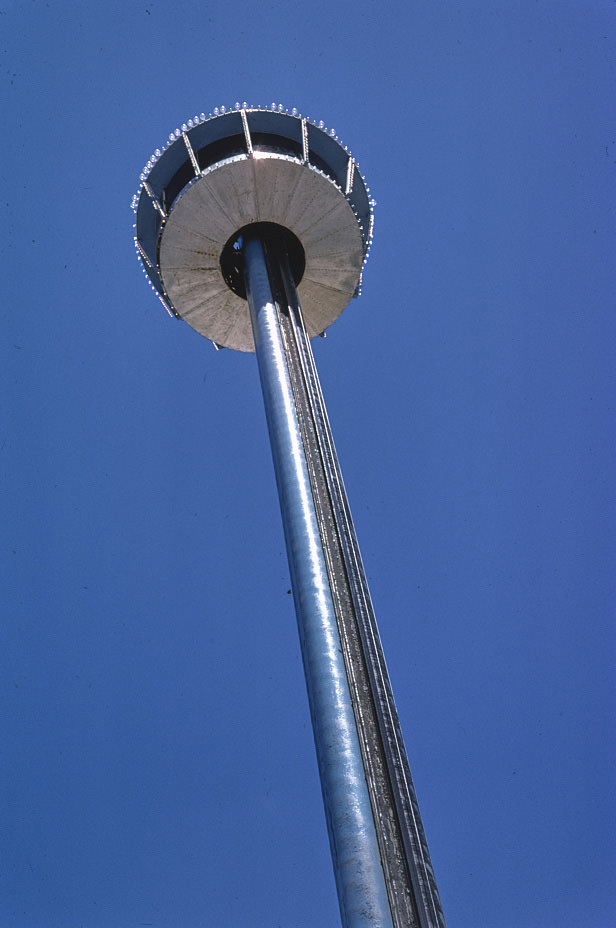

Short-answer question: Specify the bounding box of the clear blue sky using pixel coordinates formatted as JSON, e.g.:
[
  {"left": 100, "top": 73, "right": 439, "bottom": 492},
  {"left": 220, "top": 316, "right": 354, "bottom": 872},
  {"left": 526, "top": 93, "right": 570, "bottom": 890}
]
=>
[{"left": 2, "top": 2, "right": 614, "bottom": 926}]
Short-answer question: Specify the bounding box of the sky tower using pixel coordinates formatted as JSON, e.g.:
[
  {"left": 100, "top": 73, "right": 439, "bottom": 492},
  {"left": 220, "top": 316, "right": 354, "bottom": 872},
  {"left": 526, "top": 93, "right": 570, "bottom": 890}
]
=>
[{"left": 133, "top": 104, "right": 447, "bottom": 928}]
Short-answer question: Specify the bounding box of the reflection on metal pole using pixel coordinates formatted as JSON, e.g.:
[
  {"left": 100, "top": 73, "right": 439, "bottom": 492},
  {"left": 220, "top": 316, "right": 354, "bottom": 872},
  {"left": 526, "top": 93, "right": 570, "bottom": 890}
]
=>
[
  {"left": 244, "top": 227, "right": 446, "bottom": 928},
  {"left": 244, "top": 230, "right": 394, "bottom": 928}
]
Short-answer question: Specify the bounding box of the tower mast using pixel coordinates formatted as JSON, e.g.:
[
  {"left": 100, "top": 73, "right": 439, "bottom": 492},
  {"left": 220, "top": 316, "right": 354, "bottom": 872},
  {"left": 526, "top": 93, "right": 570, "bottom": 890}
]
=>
[{"left": 133, "top": 105, "right": 447, "bottom": 928}]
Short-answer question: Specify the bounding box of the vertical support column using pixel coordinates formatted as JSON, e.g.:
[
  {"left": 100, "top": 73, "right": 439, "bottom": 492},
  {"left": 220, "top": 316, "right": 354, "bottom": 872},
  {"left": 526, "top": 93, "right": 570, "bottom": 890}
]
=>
[
  {"left": 243, "top": 230, "right": 394, "bottom": 928},
  {"left": 277, "top": 256, "right": 447, "bottom": 928}
]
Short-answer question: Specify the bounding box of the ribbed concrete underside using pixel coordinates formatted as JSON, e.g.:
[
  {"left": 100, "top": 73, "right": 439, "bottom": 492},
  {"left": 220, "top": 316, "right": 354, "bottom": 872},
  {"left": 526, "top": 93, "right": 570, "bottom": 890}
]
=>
[{"left": 159, "top": 154, "right": 364, "bottom": 351}]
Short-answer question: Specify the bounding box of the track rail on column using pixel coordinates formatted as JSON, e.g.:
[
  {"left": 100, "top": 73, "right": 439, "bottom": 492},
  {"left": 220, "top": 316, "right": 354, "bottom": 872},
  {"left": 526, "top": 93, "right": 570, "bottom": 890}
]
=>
[
  {"left": 244, "top": 230, "right": 394, "bottom": 928},
  {"left": 253, "top": 230, "right": 447, "bottom": 928}
]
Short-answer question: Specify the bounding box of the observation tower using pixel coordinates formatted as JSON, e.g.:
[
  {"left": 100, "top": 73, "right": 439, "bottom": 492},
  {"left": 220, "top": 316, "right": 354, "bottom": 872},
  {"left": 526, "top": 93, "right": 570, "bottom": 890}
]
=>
[{"left": 132, "top": 103, "right": 447, "bottom": 928}]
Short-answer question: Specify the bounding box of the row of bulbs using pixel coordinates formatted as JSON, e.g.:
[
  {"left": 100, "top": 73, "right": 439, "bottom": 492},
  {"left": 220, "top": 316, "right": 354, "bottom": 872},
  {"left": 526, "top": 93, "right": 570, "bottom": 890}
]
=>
[{"left": 134, "top": 103, "right": 358, "bottom": 193}]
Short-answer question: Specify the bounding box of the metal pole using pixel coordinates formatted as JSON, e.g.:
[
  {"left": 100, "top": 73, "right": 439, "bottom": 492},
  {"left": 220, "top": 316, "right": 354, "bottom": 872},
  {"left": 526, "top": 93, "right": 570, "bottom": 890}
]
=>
[
  {"left": 243, "top": 230, "right": 394, "bottom": 928},
  {"left": 277, "top": 252, "right": 447, "bottom": 928}
]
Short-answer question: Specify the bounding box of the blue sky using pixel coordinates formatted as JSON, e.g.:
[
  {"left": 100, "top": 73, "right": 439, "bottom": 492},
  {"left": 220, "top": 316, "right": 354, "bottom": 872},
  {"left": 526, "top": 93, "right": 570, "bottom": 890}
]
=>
[{"left": 2, "top": 2, "right": 614, "bottom": 926}]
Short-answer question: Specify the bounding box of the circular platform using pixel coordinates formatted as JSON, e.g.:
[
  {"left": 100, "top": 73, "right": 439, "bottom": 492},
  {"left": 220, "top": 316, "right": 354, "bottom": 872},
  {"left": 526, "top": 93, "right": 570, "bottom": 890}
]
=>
[{"left": 133, "top": 106, "right": 373, "bottom": 352}]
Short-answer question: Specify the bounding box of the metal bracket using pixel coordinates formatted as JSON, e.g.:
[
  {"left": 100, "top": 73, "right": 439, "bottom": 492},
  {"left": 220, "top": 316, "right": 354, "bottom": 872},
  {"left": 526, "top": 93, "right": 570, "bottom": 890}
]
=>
[
  {"left": 143, "top": 181, "right": 167, "bottom": 219},
  {"left": 182, "top": 131, "right": 201, "bottom": 176},
  {"left": 135, "top": 238, "right": 154, "bottom": 269},
  {"left": 301, "top": 118, "right": 309, "bottom": 163},
  {"left": 345, "top": 157, "right": 355, "bottom": 196},
  {"left": 241, "top": 109, "right": 253, "bottom": 156}
]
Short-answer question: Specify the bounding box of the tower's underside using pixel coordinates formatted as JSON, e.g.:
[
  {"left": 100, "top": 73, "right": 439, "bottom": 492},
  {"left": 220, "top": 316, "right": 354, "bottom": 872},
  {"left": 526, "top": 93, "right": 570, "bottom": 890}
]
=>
[
  {"left": 133, "top": 106, "right": 372, "bottom": 351},
  {"left": 159, "top": 155, "right": 363, "bottom": 351}
]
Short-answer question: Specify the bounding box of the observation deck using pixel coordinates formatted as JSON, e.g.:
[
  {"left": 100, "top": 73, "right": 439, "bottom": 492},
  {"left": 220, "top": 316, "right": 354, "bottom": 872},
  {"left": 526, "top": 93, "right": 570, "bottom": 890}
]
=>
[{"left": 132, "top": 104, "right": 374, "bottom": 352}]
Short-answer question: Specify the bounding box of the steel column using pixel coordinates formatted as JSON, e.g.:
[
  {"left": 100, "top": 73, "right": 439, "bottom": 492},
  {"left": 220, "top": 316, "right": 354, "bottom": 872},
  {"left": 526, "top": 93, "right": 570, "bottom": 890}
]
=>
[
  {"left": 277, "top": 255, "right": 447, "bottom": 928},
  {"left": 244, "top": 231, "right": 394, "bottom": 928}
]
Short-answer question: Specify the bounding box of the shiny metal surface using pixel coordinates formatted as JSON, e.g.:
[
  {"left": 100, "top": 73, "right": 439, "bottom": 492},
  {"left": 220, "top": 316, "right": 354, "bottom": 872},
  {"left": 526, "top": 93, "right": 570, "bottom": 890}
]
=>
[
  {"left": 244, "top": 232, "right": 393, "bottom": 928},
  {"left": 278, "top": 255, "right": 447, "bottom": 928}
]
